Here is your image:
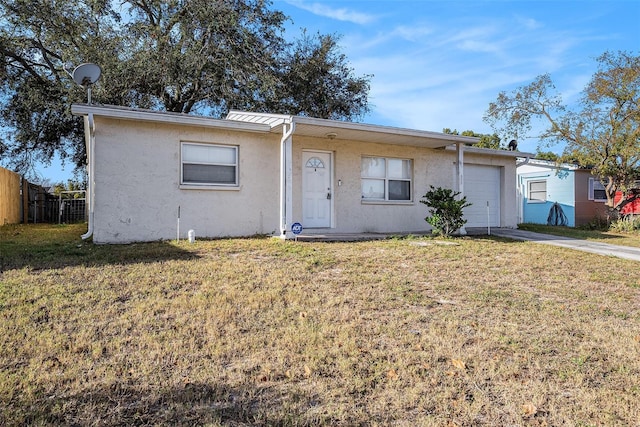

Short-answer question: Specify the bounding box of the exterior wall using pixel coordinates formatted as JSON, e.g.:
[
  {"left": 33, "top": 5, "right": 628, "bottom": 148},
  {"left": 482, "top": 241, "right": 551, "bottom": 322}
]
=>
[
  {"left": 91, "top": 114, "right": 520, "bottom": 242},
  {"left": 518, "top": 163, "right": 610, "bottom": 227},
  {"left": 616, "top": 191, "right": 640, "bottom": 216},
  {"left": 574, "top": 170, "right": 608, "bottom": 225},
  {"left": 291, "top": 137, "right": 518, "bottom": 234},
  {"left": 518, "top": 163, "right": 576, "bottom": 226},
  {"left": 92, "top": 117, "right": 280, "bottom": 243}
]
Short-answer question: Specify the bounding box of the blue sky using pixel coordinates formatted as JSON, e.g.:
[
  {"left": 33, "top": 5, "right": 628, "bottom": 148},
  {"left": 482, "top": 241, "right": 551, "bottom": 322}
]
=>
[{"left": 39, "top": 0, "right": 639, "bottom": 182}]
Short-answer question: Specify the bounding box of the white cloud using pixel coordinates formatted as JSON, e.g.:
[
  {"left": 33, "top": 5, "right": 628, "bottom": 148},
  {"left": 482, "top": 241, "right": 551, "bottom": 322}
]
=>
[
  {"left": 284, "top": 0, "right": 634, "bottom": 147},
  {"left": 391, "top": 25, "right": 435, "bottom": 42},
  {"left": 348, "top": 33, "right": 556, "bottom": 136},
  {"left": 354, "top": 55, "right": 506, "bottom": 133},
  {"left": 515, "top": 15, "right": 543, "bottom": 30},
  {"left": 456, "top": 39, "right": 501, "bottom": 54},
  {"left": 285, "top": 0, "right": 376, "bottom": 24}
]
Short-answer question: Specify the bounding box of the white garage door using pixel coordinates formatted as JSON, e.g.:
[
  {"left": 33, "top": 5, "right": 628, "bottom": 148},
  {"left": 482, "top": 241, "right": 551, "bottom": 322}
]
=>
[{"left": 463, "top": 164, "right": 501, "bottom": 227}]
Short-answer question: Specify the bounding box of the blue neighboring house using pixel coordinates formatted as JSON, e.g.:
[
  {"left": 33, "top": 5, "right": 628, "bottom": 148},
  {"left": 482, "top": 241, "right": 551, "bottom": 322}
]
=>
[{"left": 517, "top": 159, "right": 608, "bottom": 227}]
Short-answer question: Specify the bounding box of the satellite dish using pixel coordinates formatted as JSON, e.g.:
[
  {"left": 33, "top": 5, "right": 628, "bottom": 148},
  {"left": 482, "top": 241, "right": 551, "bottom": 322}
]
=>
[
  {"left": 72, "top": 63, "right": 101, "bottom": 104},
  {"left": 72, "top": 63, "right": 102, "bottom": 86}
]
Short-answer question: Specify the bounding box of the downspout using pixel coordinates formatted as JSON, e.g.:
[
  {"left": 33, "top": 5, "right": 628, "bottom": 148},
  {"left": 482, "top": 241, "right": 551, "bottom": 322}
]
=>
[
  {"left": 81, "top": 113, "right": 95, "bottom": 240},
  {"left": 279, "top": 119, "right": 295, "bottom": 239}
]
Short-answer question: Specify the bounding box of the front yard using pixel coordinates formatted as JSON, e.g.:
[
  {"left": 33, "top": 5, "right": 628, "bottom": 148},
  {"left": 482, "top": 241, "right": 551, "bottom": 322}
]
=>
[
  {"left": 517, "top": 222, "right": 640, "bottom": 248},
  {"left": 1, "top": 224, "right": 639, "bottom": 426}
]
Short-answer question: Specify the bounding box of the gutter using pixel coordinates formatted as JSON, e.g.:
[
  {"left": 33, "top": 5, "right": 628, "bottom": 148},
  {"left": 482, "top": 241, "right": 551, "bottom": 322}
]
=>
[
  {"left": 81, "top": 113, "right": 95, "bottom": 240},
  {"left": 72, "top": 104, "right": 270, "bottom": 133},
  {"left": 516, "top": 155, "right": 532, "bottom": 167}
]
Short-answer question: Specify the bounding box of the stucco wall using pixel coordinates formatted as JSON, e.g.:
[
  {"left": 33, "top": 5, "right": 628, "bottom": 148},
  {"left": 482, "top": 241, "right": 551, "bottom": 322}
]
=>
[
  {"left": 291, "top": 137, "right": 518, "bottom": 233},
  {"left": 92, "top": 117, "right": 280, "bottom": 243},
  {"left": 91, "top": 115, "right": 519, "bottom": 242}
]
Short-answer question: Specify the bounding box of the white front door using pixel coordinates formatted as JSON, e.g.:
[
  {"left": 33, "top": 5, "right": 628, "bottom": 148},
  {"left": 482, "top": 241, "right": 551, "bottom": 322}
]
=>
[{"left": 302, "top": 151, "right": 332, "bottom": 228}]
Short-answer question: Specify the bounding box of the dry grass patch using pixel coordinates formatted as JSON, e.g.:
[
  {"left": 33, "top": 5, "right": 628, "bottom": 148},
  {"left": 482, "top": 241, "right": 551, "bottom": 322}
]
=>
[
  {"left": 1, "top": 224, "right": 639, "bottom": 426},
  {"left": 517, "top": 223, "right": 640, "bottom": 248}
]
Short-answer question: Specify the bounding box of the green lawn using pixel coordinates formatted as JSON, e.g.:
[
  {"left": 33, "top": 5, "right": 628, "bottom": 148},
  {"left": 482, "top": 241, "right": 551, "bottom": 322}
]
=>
[{"left": 1, "top": 224, "right": 639, "bottom": 426}]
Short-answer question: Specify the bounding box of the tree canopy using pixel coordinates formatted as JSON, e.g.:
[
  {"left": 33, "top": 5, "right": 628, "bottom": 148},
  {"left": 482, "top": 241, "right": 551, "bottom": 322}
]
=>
[
  {"left": 0, "top": 0, "right": 371, "bottom": 176},
  {"left": 484, "top": 51, "right": 640, "bottom": 213},
  {"left": 442, "top": 128, "right": 503, "bottom": 150}
]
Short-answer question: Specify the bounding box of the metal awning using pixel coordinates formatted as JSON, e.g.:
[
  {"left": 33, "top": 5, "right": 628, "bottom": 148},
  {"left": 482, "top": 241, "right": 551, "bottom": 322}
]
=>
[{"left": 227, "top": 110, "right": 479, "bottom": 149}]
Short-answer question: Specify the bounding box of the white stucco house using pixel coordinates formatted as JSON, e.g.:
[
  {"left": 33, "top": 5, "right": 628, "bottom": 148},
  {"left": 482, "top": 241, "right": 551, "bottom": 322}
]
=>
[{"left": 71, "top": 104, "right": 528, "bottom": 243}]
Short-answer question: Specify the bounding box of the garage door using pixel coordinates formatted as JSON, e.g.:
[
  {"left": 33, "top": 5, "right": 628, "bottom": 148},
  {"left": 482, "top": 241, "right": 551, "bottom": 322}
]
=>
[{"left": 463, "top": 164, "right": 501, "bottom": 227}]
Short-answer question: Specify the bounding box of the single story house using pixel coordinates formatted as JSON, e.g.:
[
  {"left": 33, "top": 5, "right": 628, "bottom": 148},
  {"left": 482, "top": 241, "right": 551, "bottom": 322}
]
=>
[
  {"left": 71, "top": 104, "right": 528, "bottom": 243},
  {"left": 517, "top": 159, "right": 609, "bottom": 227}
]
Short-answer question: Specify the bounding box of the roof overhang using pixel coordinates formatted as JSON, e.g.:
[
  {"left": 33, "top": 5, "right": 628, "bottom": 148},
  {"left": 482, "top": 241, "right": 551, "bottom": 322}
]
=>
[
  {"left": 227, "top": 110, "right": 479, "bottom": 149},
  {"left": 71, "top": 105, "right": 533, "bottom": 157},
  {"left": 516, "top": 158, "right": 585, "bottom": 170},
  {"left": 445, "top": 144, "right": 534, "bottom": 158},
  {"left": 292, "top": 116, "right": 480, "bottom": 149},
  {"left": 71, "top": 104, "right": 271, "bottom": 133}
]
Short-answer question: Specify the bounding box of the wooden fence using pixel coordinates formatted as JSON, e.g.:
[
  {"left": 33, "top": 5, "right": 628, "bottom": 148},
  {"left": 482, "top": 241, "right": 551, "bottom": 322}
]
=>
[
  {"left": 0, "top": 167, "right": 21, "bottom": 225},
  {"left": 0, "top": 166, "right": 86, "bottom": 224}
]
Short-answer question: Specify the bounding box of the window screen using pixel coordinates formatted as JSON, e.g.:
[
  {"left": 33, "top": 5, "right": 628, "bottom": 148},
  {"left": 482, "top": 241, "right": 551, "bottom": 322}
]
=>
[{"left": 182, "top": 143, "right": 238, "bottom": 186}]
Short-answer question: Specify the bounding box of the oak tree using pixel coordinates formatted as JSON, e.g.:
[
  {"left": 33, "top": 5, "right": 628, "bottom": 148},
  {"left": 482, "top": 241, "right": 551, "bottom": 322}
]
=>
[
  {"left": 484, "top": 51, "right": 640, "bottom": 214},
  {"left": 443, "top": 128, "right": 503, "bottom": 150},
  {"left": 0, "top": 0, "right": 371, "bottom": 176}
]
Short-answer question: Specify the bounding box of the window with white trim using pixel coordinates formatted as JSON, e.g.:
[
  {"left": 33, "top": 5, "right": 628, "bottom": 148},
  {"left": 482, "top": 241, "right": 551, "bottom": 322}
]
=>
[
  {"left": 361, "top": 156, "right": 412, "bottom": 201},
  {"left": 181, "top": 142, "right": 238, "bottom": 186},
  {"left": 588, "top": 178, "right": 607, "bottom": 202},
  {"left": 528, "top": 180, "right": 547, "bottom": 202}
]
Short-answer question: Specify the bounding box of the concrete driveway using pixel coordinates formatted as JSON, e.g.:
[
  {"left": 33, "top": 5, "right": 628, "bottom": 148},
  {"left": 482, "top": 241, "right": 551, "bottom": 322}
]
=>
[{"left": 490, "top": 228, "right": 640, "bottom": 262}]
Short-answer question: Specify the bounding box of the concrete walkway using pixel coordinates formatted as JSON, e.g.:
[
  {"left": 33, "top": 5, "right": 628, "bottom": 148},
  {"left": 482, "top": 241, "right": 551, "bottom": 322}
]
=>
[{"left": 489, "top": 228, "right": 640, "bottom": 262}]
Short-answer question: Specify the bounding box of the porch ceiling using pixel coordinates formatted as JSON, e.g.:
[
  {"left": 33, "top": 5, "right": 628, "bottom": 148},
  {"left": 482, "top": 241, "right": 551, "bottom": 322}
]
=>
[
  {"left": 225, "top": 110, "right": 533, "bottom": 157},
  {"left": 282, "top": 117, "right": 479, "bottom": 149}
]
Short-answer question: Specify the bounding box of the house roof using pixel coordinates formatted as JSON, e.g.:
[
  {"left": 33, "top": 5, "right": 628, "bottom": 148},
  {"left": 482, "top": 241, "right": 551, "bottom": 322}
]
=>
[
  {"left": 71, "top": 104, "right": 271, "bottom": 133},
  {"left": 71, "top": 104, "right": 530, "bottom": 157},
  {"left": 516, "top": 158, "right": 583, "bottom": 170},
  {"left": 227, "top": 111, "right": 532, "bottom": 157},
  {"left": 227, "top": 110, "right": 479, "bottom": 150}
]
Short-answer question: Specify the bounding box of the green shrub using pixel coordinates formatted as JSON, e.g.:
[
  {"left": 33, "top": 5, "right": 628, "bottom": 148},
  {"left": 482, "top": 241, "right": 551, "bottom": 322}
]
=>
[
  {"left": 609, "top": 216, "right": 640, "bottom": 232},
  {"left": 577, "top": 216, "right": 610, "bottom": 231},
  {"left": 420, "top": 186, "right": 471, "bottom": 237}
]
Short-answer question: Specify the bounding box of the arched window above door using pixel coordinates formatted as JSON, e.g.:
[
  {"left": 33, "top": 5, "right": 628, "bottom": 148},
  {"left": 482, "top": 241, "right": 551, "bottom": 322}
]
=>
[{"left": 305, "top": 157, "right": 325, "bottom": 169}]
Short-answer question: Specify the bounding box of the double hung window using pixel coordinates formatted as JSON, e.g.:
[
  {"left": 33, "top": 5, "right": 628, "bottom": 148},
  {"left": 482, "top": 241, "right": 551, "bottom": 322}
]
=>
[
  {"left": 361, "top": 156, "right": 412, "bottom": 201},
  {"left": 528, "top": 180, "right": 547, "bottom": 202},
  {"left": 181, "top": 142, "right": 238, "bottom": 186},
  {"left": 588, "top": 178, "right": 607, "bottom": 202}
]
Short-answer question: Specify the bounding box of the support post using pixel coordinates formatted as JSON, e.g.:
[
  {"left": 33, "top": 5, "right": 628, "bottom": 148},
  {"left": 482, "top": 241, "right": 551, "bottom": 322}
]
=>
[{"left": 456, "top": 142, "right": 467, "bottom": 235}]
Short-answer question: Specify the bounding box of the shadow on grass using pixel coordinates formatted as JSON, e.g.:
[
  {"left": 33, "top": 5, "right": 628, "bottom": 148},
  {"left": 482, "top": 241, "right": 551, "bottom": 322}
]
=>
[
  {"left": 2, "top": 382, "right": 327, "bottom": 426},
  {"left": 0, "top": 224, "right": 199, "bottom": 272}
]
